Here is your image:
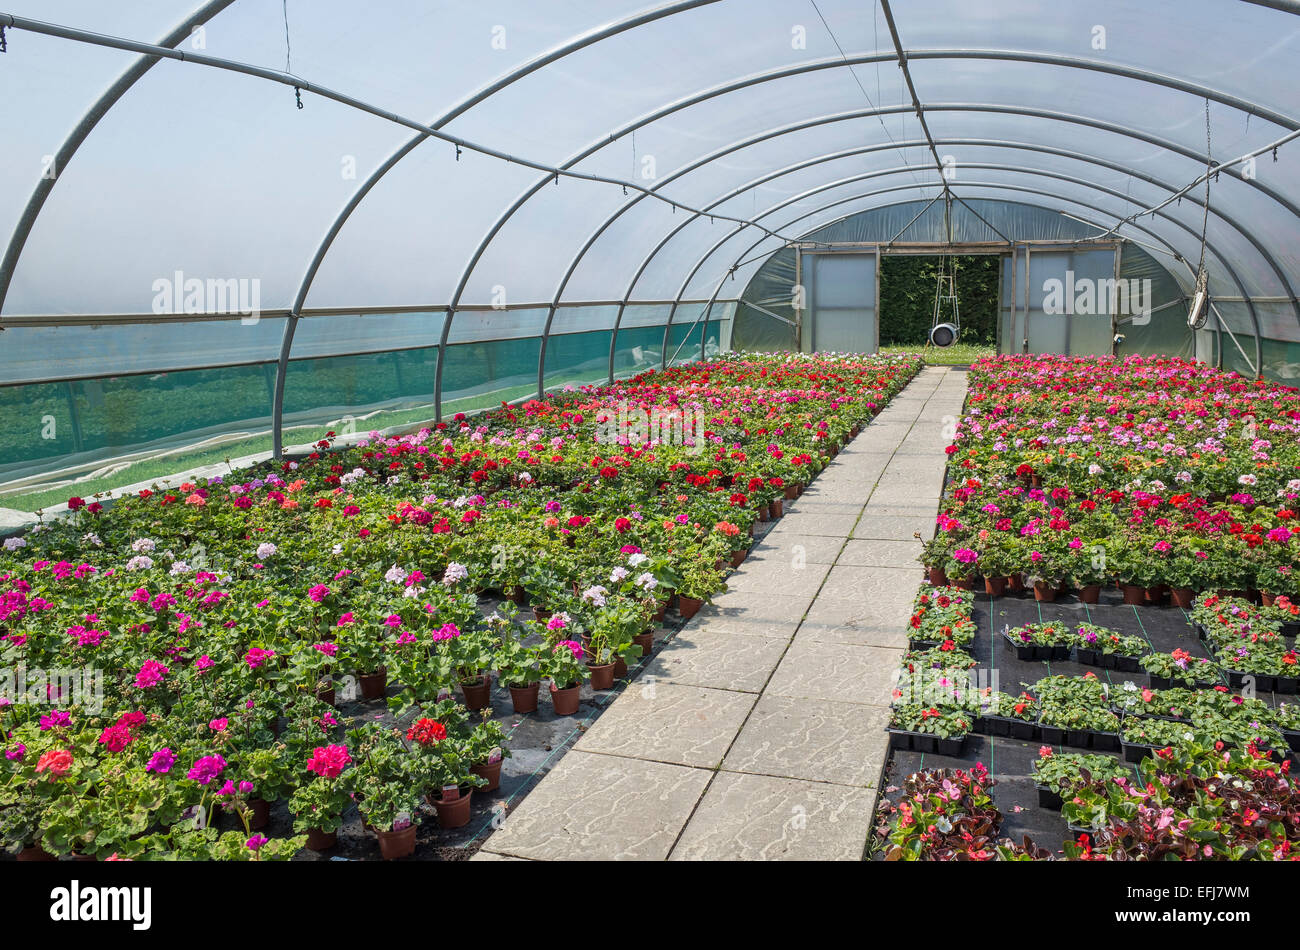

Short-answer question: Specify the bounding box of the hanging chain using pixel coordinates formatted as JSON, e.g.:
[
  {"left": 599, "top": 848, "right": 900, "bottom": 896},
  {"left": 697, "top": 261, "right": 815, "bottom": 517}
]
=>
[{"left": 1197, "top": 99, "right": 1211, "bottom": 281}]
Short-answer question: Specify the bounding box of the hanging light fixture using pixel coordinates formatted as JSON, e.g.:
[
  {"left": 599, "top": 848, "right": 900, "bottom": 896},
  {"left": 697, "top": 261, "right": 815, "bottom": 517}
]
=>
[{"left": 929, "top": 255, "right": 961, "bottom": 347}]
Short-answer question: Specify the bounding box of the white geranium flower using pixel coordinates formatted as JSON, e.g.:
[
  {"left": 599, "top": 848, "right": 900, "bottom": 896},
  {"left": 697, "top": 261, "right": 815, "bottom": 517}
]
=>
[
  {"left": 384, "top": 564, "right": 408, "bottom": 584},
  {"left": 610, "top": 566, "right": 630, "bottom": 583},
  {"left": 582, "top": 585, "right": 609, "bottom": 607},
  {"left": 256, "top": 542, "right": 277, "bottom": 559},
  {"left": 627, "top": 552, "right": 649, "bottom": 567},
  {"left": 634, "top": 572, "right": 657, "bottom": 592},
  {"left": 3, "top": 536, "right": 27, "bottom": 551},
  {"left": 131, "top": 537, "right": 156, "bottom": 554},
  {"left": 125, "top": 555, "right": 153, "bottom": 571},
  {"left": 442, "top": 562, "right": 469, "bottom": 585}
]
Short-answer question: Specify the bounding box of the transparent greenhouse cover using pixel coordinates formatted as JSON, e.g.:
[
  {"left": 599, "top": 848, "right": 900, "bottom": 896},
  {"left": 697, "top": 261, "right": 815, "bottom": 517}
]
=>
[{"left": 1, "top": 0, "right": 1299, "bottom": 511}]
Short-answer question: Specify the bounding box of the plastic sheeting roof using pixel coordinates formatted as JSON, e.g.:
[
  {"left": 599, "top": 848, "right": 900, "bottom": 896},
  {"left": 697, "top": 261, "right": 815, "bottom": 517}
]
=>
[{"left": 1, "top": 1, "right": 1298, "bottom": 343}]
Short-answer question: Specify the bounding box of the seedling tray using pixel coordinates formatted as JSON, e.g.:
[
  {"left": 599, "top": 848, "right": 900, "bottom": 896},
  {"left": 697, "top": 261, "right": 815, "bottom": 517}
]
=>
[
  {"left": 1001, "top": 631, "right": 1070, "bottom": 662},
  {"left": 887, "top": 728, "right": 967, "bottom": 757}
]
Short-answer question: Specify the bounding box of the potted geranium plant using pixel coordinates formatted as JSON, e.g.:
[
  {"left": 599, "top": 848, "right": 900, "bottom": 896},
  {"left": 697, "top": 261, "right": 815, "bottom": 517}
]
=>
[
  {"left": 289, "top": 743, "right": 352, "bottom": 851},
  {"left": 466, "top": 718, "right": 510, "bottom": 793},
  {"left": 345, "top": 726, "right": 423, "bottom": 859},
  {"left": 540, "top": 638, "right": 588, "bottom": 715},
  {"left": 337, "top": 624, "right": 388, "bottom": 701},
  {"left": 495, "top": 626, "right": 542, "bottom": 713},
  {"left": 405, "top": 716, "right": 483, "bottom": 829}
]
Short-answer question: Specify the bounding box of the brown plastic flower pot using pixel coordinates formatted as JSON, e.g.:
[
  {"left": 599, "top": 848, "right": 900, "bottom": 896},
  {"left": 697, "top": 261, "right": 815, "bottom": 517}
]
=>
[
  {"left": 375, "top": 824, "right": 417, "bottom": 860},
  {"left": 588, "top": 662, "right": 616, "bottom": 690},
  {"left": 1007, "top": 573, "right": 1025, "bottom": 593},
  {"left": 783, "top": 484, "right": 800, "bottom": 501},
  {"left": 1078, "top": 585, "right": 1101, "bottom": 604},
  {"left": 306, "top": 827, "right": 338, "bottom": 852},
  {"left": 613, "top": 656, "right": 628, "bottom": 679},
  {"left": 430, "top": 788, "right": 474, "bottom": 829},
  {"left": 769, "top": 499, "right": 783, "bottom": 519},
  {"left": 532, "top": 606, "right": 553, "bottom": 624},
  {"left": 984, "top": 576, "right": 1007, "bottom": 597},
  {"left": 927, "top": 567, "right": 949, "bottom": 587},
  {"left": 315, "top": 682, "right": 336, "bottom": 706},
  {"left": 678, "top": 595, "right": 704, "bottom": 619},
  {"left": 460, "top": 675, "right": 492, "bottom": 711},
  {"left": 757, "top": 504, "right": 771, "bottom": 522},
  {"left": 1032, "top": 581, "right": 1057, "bottom": 603},
  {"left": 633, "top": 631, "right": 654, "bottom": 658},
  {"left": 731, "top": 548, "right": 747, "bottom": 568},
  {"left": 508, "top": 682, "right": 540, "bottom": 714},
  {"left": 470, "top": 759, "right": 502, "bottom": 793},
  {"left": 1170, "top": 587, "right": 1195, "bottom": 608},
  {"left": 1120, "top": 584, "right": 1146, "bottom": 606},
  {"left": 1262, "top": 592, "right": 1277, "bottom": 608},
  {"left": 653, "top": 599, "right": 669, "bottom": 622},
  {"left": 359, "top": 668, "right": 388, "bottom": 701},
  {"left": 550, "top": 683, "right": 581, "bottom": 715}
]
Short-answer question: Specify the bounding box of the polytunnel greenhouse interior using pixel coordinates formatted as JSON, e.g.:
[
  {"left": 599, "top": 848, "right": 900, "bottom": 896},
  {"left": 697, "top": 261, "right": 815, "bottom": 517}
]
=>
[{"left": 2, "top": 0, "right": 1300, "bottom": 890}]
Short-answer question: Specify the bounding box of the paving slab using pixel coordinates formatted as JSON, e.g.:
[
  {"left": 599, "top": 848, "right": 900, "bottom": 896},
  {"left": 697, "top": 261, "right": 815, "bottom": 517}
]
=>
[
  {"left": 746, "top": 532, "right": 846, "bottom": 565},
  {"left": 835, "top": 538, "right": 923, "bottom": 568},
  {"left": 642, "top": 627, "right": 790, "bottom": 693},
  {"left": 480, "top": 365, "right": 967, "bottom": 861},
  {"left": 764, "top": 638, "right": 904, "bottom": 707},
  {"left": 479, "top": 751, "right": 711, "bottom": 861},
  {"left": 722, "top": 694, "right": 892, "bottom": 787},
  {"left": 668, "top": 772, "right": 877, "bottom": 861},
  {"left": 573, "top": 682, "right": 756, "bottom": 768}
]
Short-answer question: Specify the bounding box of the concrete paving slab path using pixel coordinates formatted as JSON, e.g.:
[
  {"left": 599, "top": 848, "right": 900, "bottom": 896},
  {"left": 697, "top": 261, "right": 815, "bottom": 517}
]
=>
[{"left": 474, "top": 366, "right": 967, "bottom": 861}]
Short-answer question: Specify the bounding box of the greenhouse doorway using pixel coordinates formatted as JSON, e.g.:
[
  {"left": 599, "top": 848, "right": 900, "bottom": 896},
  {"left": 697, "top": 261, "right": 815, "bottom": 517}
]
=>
[{"left": 877, "top": 252, "right": 1001, "bottom": 349}]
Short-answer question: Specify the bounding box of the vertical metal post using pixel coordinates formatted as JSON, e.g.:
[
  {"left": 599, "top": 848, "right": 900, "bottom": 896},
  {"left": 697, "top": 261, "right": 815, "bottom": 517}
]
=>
[
  {"left": 1023, "top": 245, "right": 1032, "bottom": 353},
  {"left": 1008, "top": 245, "right": 1017, "bottom": 356},
  {"left": 874, "top": 244, "right": 881, "bottom": 353},
  {"left": 794, "top": 247, "right": 803, "bottom": 353}
]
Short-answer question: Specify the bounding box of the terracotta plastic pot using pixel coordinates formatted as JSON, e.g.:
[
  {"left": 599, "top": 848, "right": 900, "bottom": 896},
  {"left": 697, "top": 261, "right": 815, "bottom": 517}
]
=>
[
  {"left": 1170, "top": 587, "right": 1196, "bottom": 608},
  {"left": 678, "top": 595, "right": 704, "bottom": 619},
  {"left": 758, "top": 505, "right": 771, "bottom": 522},
  {"left": 1120, "top": 584, "right": 1146, "bottom": 606},
  {"left": 306, "top": 827, "right": 338, "bottom": 852},
  {"left": 588, "top": 662, "right": 616, "bottom": 690},
  {"left": 359, "top": 668, "right": 388, "bottom": 701},
  {"left": 731, "top": 548, "right": 747, "bottom": 568},
  {"left": 769, "top": 499, "right": 783, "bottom": 519},
  {"left": 532, "top": 606, "right": 553, "bottom": 624},
  {"left": 1078, "top": 585, "right": 1102, "bottom": 605},
  {"left": 1032, "top": 581, "right": 1057, "bottom": 603},
  {"left": 430, "top": 787, "right": 474, "bottom": 829},
  {"left": 927, "top": 567, "right": 949, "bottom": 587},
  {"left": 508, "top": 682, "right": 540, "bottom": 714},
  {"left": 1262, "top": 591, "right": 1277, "bottom": 608},
  {"left": 315, "top": 682, "right": 336, "bottom": 707},
  {"left": 505, "top": 586, "right": 525, "bottom": 605},
  {"left": 633, "top": 631, "right": 654, "bottom": 658},
  {"left": 1007, "top": 573, "right": 1025, "bottom": 593},
  {"left": 653, "top": 599, "right": 669, "bottom": 622},
  {"left": 783, "top": 484, "right": 800, "bottom": 501},
  {"left": 471, "top": 760, "right": 502, "bottom": 793},
  {"left": 550, "top": 683, "right": 581, "bottom": 715},
  {"left": 375, "top": 824, "right": 417, "bottom": 860},
  {"left": 17, "top": 844, "right": 55, "bottom": 862},
  {"left": 984, "top": 576, "right": 1007, "bottom": 597},
  {"left": 613, "top": 656, "right": 628, "bottom": 679},
  {"left": 460, "top": 675, "right": 492, "bottom": 711}
]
